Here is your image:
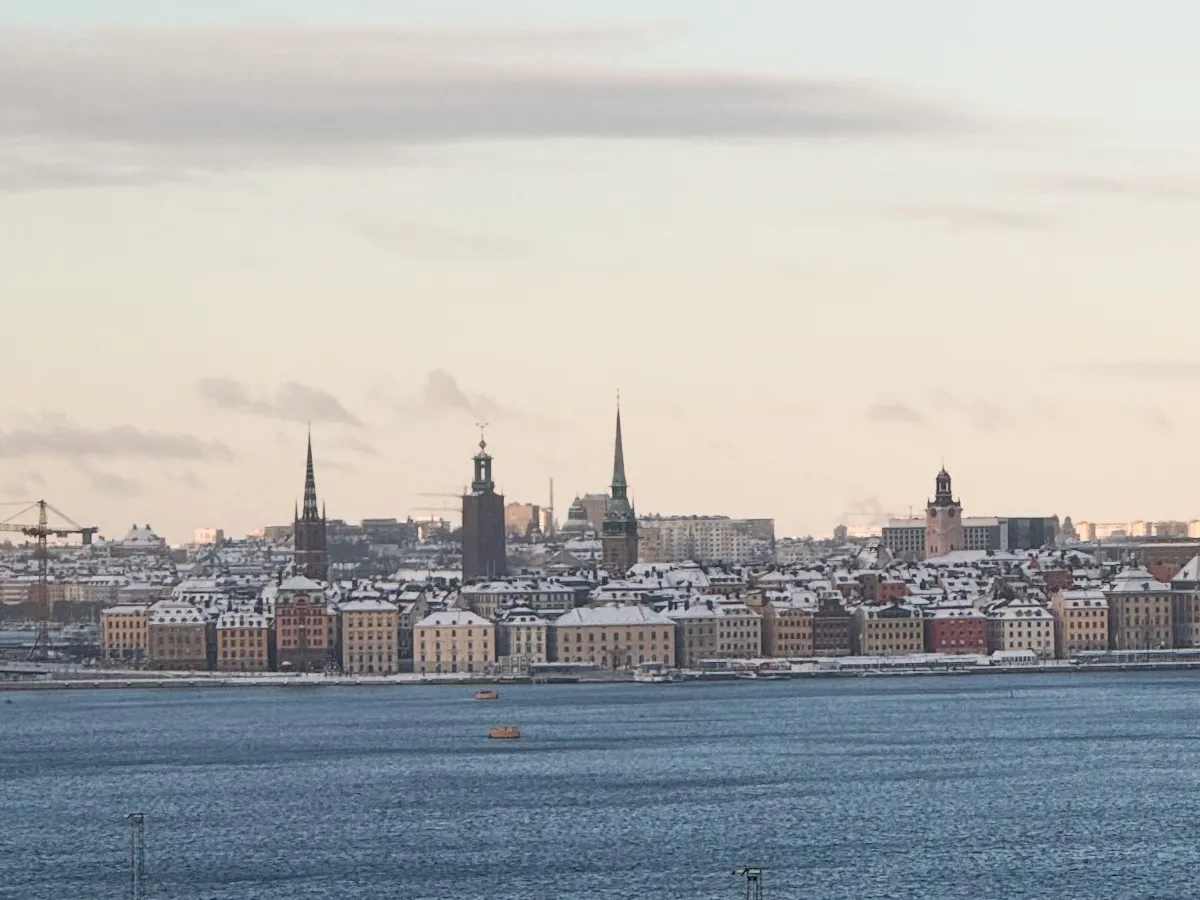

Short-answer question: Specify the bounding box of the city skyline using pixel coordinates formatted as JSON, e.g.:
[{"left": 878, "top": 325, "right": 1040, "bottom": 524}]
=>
[{"left": 4, "top": 1, "right": 1200, "bottom": 541}]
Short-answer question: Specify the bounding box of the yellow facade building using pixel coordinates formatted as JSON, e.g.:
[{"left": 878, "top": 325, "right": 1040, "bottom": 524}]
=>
[
  {"left": 553, "top": 604, "right": 675, "bottom": 669},
  {"left": 100, "top": 604, "right": 149, "bottom": 665},
  {"left": 1050, "top": 589, "right": 1109, "bottom": 658},
  {"left": 340, "top": 599, "right": 400, "bottom": 675},
  {"left": 759, "top": 596, "right": 815, "bottom": 658},
  {"left": 414, "top": 610, "right": 495, "bottom": 675},
  {"left": 1104, "top": 567, "right": 1174, "bottom": 650},
  {"left": 147, "top": 600, "right": 210, "bottom": 670},
  {"left": 852, "top": 602, "right": 923, "bottom": 656},
  {"left": 215, "top": 610, "right": 270, "bottom": 672}
]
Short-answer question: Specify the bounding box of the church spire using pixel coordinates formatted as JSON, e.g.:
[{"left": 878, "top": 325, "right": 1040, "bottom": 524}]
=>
[
  {"left": 611, "top": 397, "right": 628, "bottom": 503},
  {"left": 302, "top": 428, "right": 319, "bottom": 521}
]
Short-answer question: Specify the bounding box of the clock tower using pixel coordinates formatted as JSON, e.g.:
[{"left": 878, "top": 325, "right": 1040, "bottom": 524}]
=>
[{"left": 925, "top": 467, "right": 964, "bottom": 559}]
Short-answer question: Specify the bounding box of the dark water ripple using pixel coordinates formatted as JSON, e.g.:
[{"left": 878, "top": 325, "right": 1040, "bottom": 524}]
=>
[{"left": 3, "top": 674, "right": 1200, "bottom": 899}]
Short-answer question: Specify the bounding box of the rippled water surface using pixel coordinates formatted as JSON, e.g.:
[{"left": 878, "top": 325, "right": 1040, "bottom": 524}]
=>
[{"left": 3, "top": 674, "right": 1200, "bottom": 900}]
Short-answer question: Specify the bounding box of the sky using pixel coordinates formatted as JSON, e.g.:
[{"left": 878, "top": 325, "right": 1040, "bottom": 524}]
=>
[{"left": 2, "top": 1, "right": 1200, "bottom": 543}]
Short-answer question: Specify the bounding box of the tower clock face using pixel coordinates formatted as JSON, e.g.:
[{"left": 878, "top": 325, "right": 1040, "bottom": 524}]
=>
[{"left": 948, "top": 509, "right": 955, "bottom": 518}]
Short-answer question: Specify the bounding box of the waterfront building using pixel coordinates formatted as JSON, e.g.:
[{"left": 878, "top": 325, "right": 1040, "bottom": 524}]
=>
[
  {"left": 413, "top": 609, "right": 495, "bottom": 675},
  {"left": 1169, "top": 557, "right": 1200, "bottom": 648},
  {"left": 495, "top": 607, "right": 549, "bottom": 668},
  {"left": 215, "top": 610, "right": 270, "bottom": 672},
  {"left": 1104, "top": 567, "right": 1174, "bottom": 650},
  {"left": 99, "top": 604, "right": 149, "bottom": 664},
  {"left": 664, "top": 598, "right": 762, "bottom": 665},
  {"left": 759, "top": 596, "right": 815, "bottom": 658},
  {"left": 664, "top": 600, "right": 718, "bottom": 667},
  {"left": 601, "top": 404, "right": 639, "bottom": 575},
  {"left": 292, "top": 434, "right": 329, "bottom": 582},
  {"left": 812, "top": 594, "right": 853, "bottom": 656},
  {"left": 986, "top": 598, "right": 1055, "bottom": 659},
  {"left": 554, "top": 604, "right": 673, "bottom": 669},
  {"left": 461, "top": 434, "right": 507, "bottom": 580},
  {"left": 275, "top": 575, "right": 330, "bottom": 672},
  {"left": 1050, "top": 589, "right": 1109, "bottom": 658},
  {"left": 852, "top": 601, "right": 924, "bottom": 656},
  {"left": 147, "top": 599, "right": 210, "bottom": 670},
  {"left": 396, "top": 589, "right": 430, "bottom": 665},
  {"left": 923, "top": 607, "right": 987, "bottom": 655},
  {"left": 339, "top": 598, "right": 399, "bottom": 675},
  {"left": 926, "top": 468, "right": 964, "bottom": 560}
]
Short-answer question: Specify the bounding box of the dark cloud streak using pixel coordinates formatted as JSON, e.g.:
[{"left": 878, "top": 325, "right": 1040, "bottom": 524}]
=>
[
  {"left": 0, "top": 418, "right": 233, "bottom": 462},
  {"left": 0, "top": 25, "right": 974, "bottom": 189},
  {"left": 197, "top": 378, "right": 362, "bottom": 426}
]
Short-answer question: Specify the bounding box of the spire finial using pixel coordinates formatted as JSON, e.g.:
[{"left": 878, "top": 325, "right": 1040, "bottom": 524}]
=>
[{"left": 476, "top": 421, "right": 489, "bottom": 453}]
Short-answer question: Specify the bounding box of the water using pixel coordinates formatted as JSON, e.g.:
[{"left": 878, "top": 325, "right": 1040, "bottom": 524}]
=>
[{"left": 3, "top": 674, "right": 1200, "bottom": 900}]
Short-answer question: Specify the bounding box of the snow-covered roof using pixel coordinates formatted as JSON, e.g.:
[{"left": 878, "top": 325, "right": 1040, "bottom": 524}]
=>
[
  {"left": 120, "top": 524, "right": 165, "bottom": 546},
  {"left": 1172, "top": 555, "right": 1200, "bottom": 584},
  {"left": 415, "top": 610, "right": 492, "bottom": 628},
  {"left": 101, "top": 604, "right": 149, "bottom": 616},
  {"left": 1106, "top": 567, "right": 1170, "bottom": 593},
  {"left": 341, "top": 599, "right": 399, "bottom": 613},
  {"left": 279, "top": 575, "right": 324, "bottom": 592},
  {"left": 148, "top": 604, "right": 206, "bottom": 625},
  {"left": 1058, "top": 589, "right": 1107, "bottom": 608},
  {"left": 555, "top": 604, "right": 672, "bottom": 627},
  {"left": 217, "top": 611, "right": 268, "bottom": 629}
]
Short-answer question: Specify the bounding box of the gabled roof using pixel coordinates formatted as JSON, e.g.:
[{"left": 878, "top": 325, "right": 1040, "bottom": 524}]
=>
[
  {"left": 555, "top": 604, "right": 672, "bottom": 627},
  {"left": 1172, "top": 555, "right": 1200, "bottom": 584}
]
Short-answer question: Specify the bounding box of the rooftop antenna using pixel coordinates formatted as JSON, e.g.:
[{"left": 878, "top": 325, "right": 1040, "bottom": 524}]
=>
[
  {"left": 127, "top": 813, "right": 146, "bottom": 900},
  {"left": 733, "top": 867, "right": 764, "bottom": 900}
]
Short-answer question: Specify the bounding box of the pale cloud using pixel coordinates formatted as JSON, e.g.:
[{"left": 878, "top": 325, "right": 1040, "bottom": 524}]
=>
[
  {"left": 0, "top": 25, "right": 973, "bottom": 189},
  {"left": 165, "top": 470, "right": 207, "bottom": 491},
  {"left": 0, "top": 417, "right": 233, "bottom": 462},
  {"left": 865, "top": 402, "right": 927, "bottom": 426},
  {"left": 315, "top": 459, "right": 361, "bottom": 476},
  {"left": 343, "top": 215, "right": 520, "bottom": 259},
  {"left": 77, "top": 465, "right": 142, "bottom": 498},
  {"left": 931, "top": 392, "right": 1014, "bottom": 432},
  {"left": 1023, "top": 173, "right": 1199, "bottom": 202},
  {"left": 334, "top": 436, "right": 379, "bottom": 457},
  {"left": 1081, "top": 362, "right": 1200, "bottom": 379},
  {"left": 197, "top": 378, "right": 362, "bottom": 427},
  {"left": 893, "top": 205, "right": 1053, "bottom": 231},
  {"left": 410, "top": 369, "right": 516, "bottom": 422}
]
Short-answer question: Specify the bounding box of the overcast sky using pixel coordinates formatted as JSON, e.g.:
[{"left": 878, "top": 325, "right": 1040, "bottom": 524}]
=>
[{"left": 2, "top": 1, "right": 1199, "bottom": 543}]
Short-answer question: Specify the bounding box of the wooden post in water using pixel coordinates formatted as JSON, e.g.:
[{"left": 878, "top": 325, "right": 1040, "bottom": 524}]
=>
[
  {"left": 733, "top": 867, "right": 764, "bottom": 900},
  {"left": 126, "top": 813, "right": 146, "bottom": 900}
]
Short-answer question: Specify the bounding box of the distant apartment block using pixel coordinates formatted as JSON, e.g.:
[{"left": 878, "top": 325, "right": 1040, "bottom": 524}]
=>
[{"left": 638, "top": 515, "right": 774, "bottom": 564}]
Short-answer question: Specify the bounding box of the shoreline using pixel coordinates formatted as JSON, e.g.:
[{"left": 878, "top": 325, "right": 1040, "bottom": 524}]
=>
[{"left": 5, "top": 661, "right": 1200, "bottom": 691}]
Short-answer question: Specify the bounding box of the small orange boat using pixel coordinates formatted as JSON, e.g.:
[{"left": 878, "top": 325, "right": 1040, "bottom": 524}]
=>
[
  {"left": 474, "top": 690, "right": 499, "bottom": 701},
  {"left": 489, "top": 725, "right": 521, "bottom": 740}
]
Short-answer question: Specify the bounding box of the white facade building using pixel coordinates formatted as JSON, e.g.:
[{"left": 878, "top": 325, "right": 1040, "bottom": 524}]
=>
[{"left": 638, "top": 516, "right": 758, "bottom": 563}]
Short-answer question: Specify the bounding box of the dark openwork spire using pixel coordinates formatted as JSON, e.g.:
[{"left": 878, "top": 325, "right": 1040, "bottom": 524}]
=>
[
  {"left": 302, "top": 428, "right": 320, "bottom": 522},
  {"left": 610, "top": 399, "right": 628, "bottom": 505}
]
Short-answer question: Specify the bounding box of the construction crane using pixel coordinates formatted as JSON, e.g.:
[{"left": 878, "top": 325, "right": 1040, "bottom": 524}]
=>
[{"left": 0, "top": 499, "right": 99, "bottom": 661}]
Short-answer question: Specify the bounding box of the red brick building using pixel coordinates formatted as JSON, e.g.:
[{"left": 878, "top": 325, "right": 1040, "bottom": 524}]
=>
[
  {"left": 924, "top": 607, "right": 988, "bottom": 655},
  {"left": 275, "top": 576, "right": 330, "bottom": 672}
]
